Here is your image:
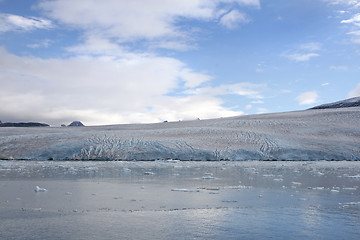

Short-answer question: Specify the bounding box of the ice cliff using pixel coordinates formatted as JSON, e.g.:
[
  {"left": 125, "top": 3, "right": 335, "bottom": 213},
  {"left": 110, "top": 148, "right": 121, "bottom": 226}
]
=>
[{"left": 0, "top": 105, "right": 359, "bottom": 161}]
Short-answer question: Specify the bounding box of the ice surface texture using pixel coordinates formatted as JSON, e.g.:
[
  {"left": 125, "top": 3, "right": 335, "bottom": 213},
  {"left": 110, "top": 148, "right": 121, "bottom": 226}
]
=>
[{"left": 0, "top": 107, "right": 359, "bottom": 160}]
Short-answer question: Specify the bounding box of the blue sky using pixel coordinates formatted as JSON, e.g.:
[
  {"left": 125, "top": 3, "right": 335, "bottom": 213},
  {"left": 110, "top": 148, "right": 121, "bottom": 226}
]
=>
[{"left": 0, "top": 0, "right": 360, "bottom": 126}]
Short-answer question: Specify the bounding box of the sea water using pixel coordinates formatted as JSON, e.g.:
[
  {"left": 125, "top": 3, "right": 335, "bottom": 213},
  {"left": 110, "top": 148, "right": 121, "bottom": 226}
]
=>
[{"left": 0, "top": 160, "right": 359, "bottom": 240}]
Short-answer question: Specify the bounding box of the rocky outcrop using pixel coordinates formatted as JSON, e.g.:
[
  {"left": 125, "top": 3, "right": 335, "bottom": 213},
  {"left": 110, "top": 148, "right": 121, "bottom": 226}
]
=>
[
  {"left": 0, "top": 122, "right": 49, "bottom": 127},
  {"left": 310, "top": 96, "right": 360, "bottom": 109},
  {"left": 68, "top": 121, "right": 84, "bottom": 127}
]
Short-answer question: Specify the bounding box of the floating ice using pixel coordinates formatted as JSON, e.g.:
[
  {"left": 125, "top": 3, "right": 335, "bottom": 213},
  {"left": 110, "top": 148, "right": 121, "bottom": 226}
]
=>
[
  {"left": 342, "top": 187, "right": 357, "bottom": 191},
  {"left": 273, "top": 178, "right": 283, "bottom": 182},
  {"left": 223, "top": 185, "right": 252, "bottom": 189},
  {"left": 85, "top": 167, "right": 99, "bottom": 171},
  {"left": 347, "top": 175, "right": 360, "bottom": 179},
  {"left": 201, "top": 172, "right": 215, "bottom": 179},
  {"left": 171, "top": 188, "right": 199, "bottom": 192},
  {"left": 343, "top": 202, "right": 360, "bottom": 205},
  {"left": 34, "top": 186, "right": 47, "bottom": 192},
  {"left": 165, "top": 159, "right": 180, "bottom": 163},
  {"left": 67, "top": 167, "right": 77, "bottom": 173},
  {"left": 122, "top": 168, "right": 131, "bottom": 173},
  {"left": 144, "top": 171, "right": 154, "bottom": 175},
  {"left": 202, "top": 176, "right": 215, "bottom": 179}
]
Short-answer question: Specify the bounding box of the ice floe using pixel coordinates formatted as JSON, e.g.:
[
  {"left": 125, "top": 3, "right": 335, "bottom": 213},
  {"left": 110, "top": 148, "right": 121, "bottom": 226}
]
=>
[
  {"left": 34, "top": 186, "right": 47, "bottom": 192},
  {"left": 171, "top": 188, "right": 199, "bottom": 192}
]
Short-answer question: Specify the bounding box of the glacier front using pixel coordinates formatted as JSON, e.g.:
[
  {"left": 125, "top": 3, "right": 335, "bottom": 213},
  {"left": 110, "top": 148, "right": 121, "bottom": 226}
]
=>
[{"left": 0, "top": 107, "right": 359, "bottom": 161}]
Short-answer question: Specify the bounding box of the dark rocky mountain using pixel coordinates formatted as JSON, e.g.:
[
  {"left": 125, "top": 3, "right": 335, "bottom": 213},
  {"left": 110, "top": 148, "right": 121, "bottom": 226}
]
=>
[
  {"left": 310, "top": 96, "right": 360, "bottom": 110},
  {"left": 68, "top": 121, "right": 84, "bottom": 127},
  {"left": 0, "top": 122, "right": 49, "bottom": 127}
]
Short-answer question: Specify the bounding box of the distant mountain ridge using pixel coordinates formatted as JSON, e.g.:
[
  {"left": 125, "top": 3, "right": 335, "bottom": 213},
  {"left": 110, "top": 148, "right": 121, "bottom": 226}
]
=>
[
  {"left": 310, "top": 96, "right": 360, "bottom": 110},
  {"left": 0, "top": 122, "right": 49, "bottom": 127}
]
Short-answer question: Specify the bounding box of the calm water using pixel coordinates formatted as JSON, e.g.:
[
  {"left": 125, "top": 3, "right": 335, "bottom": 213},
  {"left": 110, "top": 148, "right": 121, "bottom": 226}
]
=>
[{"left": 0, "top": 160, "right": 359, "bottom": 240}]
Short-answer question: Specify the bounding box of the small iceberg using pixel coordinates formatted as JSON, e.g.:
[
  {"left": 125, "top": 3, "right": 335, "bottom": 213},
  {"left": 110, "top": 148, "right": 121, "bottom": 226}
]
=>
[
  {"left": 122, "top": 168, "right": 132, "bottom": 173},
  {"left": 34, "top": 186, "right": 47, "bottom": 192},
  {"left": 171, "top": 188, "right": 199, "bottom": 192}
]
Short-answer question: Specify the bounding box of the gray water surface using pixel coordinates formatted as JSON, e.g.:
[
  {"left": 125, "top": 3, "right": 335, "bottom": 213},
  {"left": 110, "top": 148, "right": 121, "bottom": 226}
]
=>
[{"left": 0, "top": 160, "right": 359, "bottom": 239}]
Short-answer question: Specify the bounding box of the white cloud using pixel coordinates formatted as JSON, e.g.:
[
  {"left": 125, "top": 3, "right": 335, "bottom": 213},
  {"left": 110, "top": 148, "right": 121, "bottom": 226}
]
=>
[
  {"left": 341, "top": 13, "right": 360, "bottom": 25},
  {"left": 0, "top": 13, "right": 53, "bottom": 32},
  {"left": 219, "top": 10, "right": 250, "bottom": 29},
  {"left": 38, "top": 0, "right": 259, "bottom": 47},
  {"left": 284, "top": 53, "right": 320, "bottom": 62},
  {"left": 180, "top": 69, "right": 212, "bottom": 88},
  {"left": 348, "top": 83, "right": 360, "bottom": 97},
  {"left": 296, "top": 91, "right": 319, "bottom": 105},
  {"left": 0, "top": 47, "right": 246, "bottom": 125},
  {"left": 321, "top": 82, "right": 330, "bottom": 86},
  {"left": 224, "top": 82, "right": 264, "bottom": 98},
  {"left": 0, "top": 0, "right": 265, "bottom": 125}
]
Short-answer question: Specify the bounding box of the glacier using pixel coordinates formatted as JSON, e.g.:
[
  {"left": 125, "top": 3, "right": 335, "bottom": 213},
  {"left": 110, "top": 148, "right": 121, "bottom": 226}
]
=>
[{"left": 0, "top": 106, "right": 360, "bottom": 161}]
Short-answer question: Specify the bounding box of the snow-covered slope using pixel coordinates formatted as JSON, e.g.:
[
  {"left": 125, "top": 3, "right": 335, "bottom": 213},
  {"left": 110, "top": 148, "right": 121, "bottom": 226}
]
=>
[
  {"left": 0, "top": 107, "right": 360, "bottom": 161},
  {"left": 311, "top": 96, "right": 360, "bottom": 109}
]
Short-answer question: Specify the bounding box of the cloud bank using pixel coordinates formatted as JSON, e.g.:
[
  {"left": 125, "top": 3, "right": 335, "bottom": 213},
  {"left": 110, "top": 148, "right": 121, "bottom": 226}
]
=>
[
  {"left": 0, "top": 47, "right": 258, "bottom": 126},
  {"left": 0, "top": 0, "right": 263, "bottom": 126}
]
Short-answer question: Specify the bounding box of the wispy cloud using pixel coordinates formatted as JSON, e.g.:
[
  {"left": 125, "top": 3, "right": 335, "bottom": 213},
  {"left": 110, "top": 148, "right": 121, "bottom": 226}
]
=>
[
  {"left": 219, "top": 10, "right": 250, "bottom": 29},
  {"left": 299, "top": 42, "right": 322, "bottom": 51},
  {"left": 0, "top": 13, "right": 53, "bottom": 32},
  {"left": 283, "top": 42, "right": 321, "bottom": 62},
  {"left": 27, "top": 39, "right": 53, "bottom": 48},
  {"left": 296, "top": 91, "right": 319, "bottom": 105},
  {"left": 341, "top": 13, "right": 360, "bottom": 43},
  {"left": 323, "top": 0, "right": 360, "bottom": 8},
  {"left": 251, "top": 100, "right": 264, "bottom": 104},
  {"left": 188, "top": 82, "right": 266, "bottom": 99},
  {"left": 329, "top": 65, "right": 348, "bottom": 71},
  {"left": 327, "top": 1, "right": 360, "bottom": 44},
  {"left": 284, "top": 53, "right": 320, "bottom": 62},
  {"left": 341, "top": 13, "right": 360, "bottom": 25}
]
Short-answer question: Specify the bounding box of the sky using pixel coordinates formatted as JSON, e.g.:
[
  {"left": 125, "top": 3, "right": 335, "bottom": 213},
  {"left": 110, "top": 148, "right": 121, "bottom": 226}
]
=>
[{"left": 0, "top": 0, "right": 360, "bottom": 126}]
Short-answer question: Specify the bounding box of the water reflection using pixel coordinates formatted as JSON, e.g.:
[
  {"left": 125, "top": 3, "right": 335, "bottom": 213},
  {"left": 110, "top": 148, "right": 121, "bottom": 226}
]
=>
[{"left": 0, "top": 160, "right": 359, "bottom": 239}]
